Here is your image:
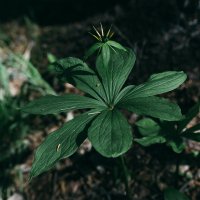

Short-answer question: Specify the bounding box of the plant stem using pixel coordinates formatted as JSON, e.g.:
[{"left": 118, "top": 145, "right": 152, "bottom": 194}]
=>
[{"left": 119, "top": 155, "right": 131, "bottom": 200}]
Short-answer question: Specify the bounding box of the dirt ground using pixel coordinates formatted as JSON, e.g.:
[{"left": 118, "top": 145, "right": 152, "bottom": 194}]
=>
[{"left": 1, "top": 0, "right": 200, "bottom": 199}]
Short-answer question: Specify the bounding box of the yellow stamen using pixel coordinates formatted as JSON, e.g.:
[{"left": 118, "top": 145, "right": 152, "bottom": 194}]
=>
[
  {"left": 100, "top": 22, "right": 104, "bottom": 36},
  {"left": 106, "top": 25, "right": 112, "bottom": 37},
  {"left": 109, "top": 32, "right": 115, "bottom": 38},
  {"left": 89, "top": 32, "right": 102, "bottom": 41},
  {"left": 93, "top": 26, "right": 102, "bottom": 39}
]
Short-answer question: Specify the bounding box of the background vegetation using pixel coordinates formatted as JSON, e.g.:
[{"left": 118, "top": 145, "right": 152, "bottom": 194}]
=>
[{"left": 0, "top": 0, "right": 200, "bottom": 199}]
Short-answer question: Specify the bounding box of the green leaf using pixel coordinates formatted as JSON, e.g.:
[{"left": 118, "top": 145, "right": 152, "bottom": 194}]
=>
[
  {"left": 55, "top": 57, "right": 107, "bottom": 102},
  {"left": 84, "top": 42, "right": 103, "bottom": 59},
  {"left": 96, "top": 48, "right": 136, "bottom": 103},
  {"left": 122, "top": 71, "right": 187, "bottom": 99},
  {"left": 167, "top": 137, "right": 185, "bottom": 153},
  {"left": 135, "top": 135, "right": 166, "bottom": 146},
  {"left": 107, "top": 40, "right": 127, "bottom": 51},
  {"left": 136, "top": 118, "right": 161, "bottom": 136},
  {"left": 88, "top": 109, "right": 133, "bottom": 157},
  {"left": 47, "top": 53, "right": 57, "bottom": 63},
  {"left": 178, "top": 102, "right": 200, "bottom": 132},
  {"left": 101, "top": 43, "right": 111, "bottom": 69},
  {"left": 114, "top": 85, "right": 135, "bottom": 104},
  {"left": 118, "top": 96, "right": 183, "bottom": 121},
  {"left": 164, "top": 188, "right": 189, "bottom": 200},
  {"left": 22, "top": 94, "right": 105, "bottom": 115},
  {"left": 30, "top": 111, "right": 99, "bottom": 178},
  {"left": 0, "top": 62, "right": 10, "bottom": 97}
]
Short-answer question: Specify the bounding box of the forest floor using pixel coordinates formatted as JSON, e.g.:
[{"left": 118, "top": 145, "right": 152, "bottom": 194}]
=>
[{"left": 1, "top": 1, "right": 200, "bottom": 199}]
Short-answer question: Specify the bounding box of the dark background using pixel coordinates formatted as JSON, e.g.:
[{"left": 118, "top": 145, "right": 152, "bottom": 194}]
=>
[
  {"left": 0, "top": 0, "right": 198, "bottom": 25},
  {"left": 1, "top": 0, "right": 125, "bottom": 24}
]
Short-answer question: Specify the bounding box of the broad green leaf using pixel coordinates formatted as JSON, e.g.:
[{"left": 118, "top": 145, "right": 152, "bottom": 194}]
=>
[
  {"left": 136, "top": 118, "right": 161, "bottom": 136},
  {"left": 118, "top": 96, "right": 183, "bottom": 121},
  {"left": 55, "top": 57, "right": 107, "bottom": 102},
  {"left": 22, "top": 94, "right": 105, "bottom": 115},
  {"left": 114, "top": 85, "right": 135, "bottom": 104},
  {"left": 167, "top": 137, "right": 185, "bottom": 153},
  {"left": 85, "top": 40, "right": 127, "bottom": 65},
  {"left": 122, "top": 71, "right": 187, "bottom": 99},
  {"left": 101, "top": 43, "right": 111, "bottom": 69},
  {"left": 30, "top": 111, "right": 99, "bottom": 178},
  {"left": 178, "top": 102, "right": 200, "bottom": 132},
  {"left": 96, "top": 48, "right": 136, "bottom": 103},
  {"left": 181, "top": 124, "right": 200, "bottom": 141},
  {"left": 88, "top": 109, "right": 133, "bottom": 157},
  {"left": 84, "top": 42, "right": 103, "bottom": 59},
  {"left": 164, "top": 188, "right": 189, "bottom": 200},
  {"left": 107, "top": 40, "right": 127, "bottom": 51},
  {"left": 135, "top": 135, "right": 166, "bottom": 146}
]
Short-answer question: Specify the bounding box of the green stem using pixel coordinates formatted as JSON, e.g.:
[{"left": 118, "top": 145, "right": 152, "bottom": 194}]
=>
[{"left": 119, "top": 155, "right": 131, "bottom": 200}]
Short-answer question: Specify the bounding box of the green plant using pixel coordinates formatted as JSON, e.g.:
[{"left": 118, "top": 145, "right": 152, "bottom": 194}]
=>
[
  {"left": 7, "top": 53, "right": 55, "bottom": 95},
  {"left": 0, "top": 62, "right": 28, "bottom": 199},
  {"left": 0, "top": 62, "right": 28, "bottom": 155},
  {"left": 0, "top": 51, "right": 56, "bottom": 199},
  {"left": 22, "top": 27, "right": 187, "bottom": 198},
  {"left": 135, "top": 103, "right": 200, "bottom": 199},
  {"left": 135, "top": 102, "right": 200, "bottom": 153}
]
